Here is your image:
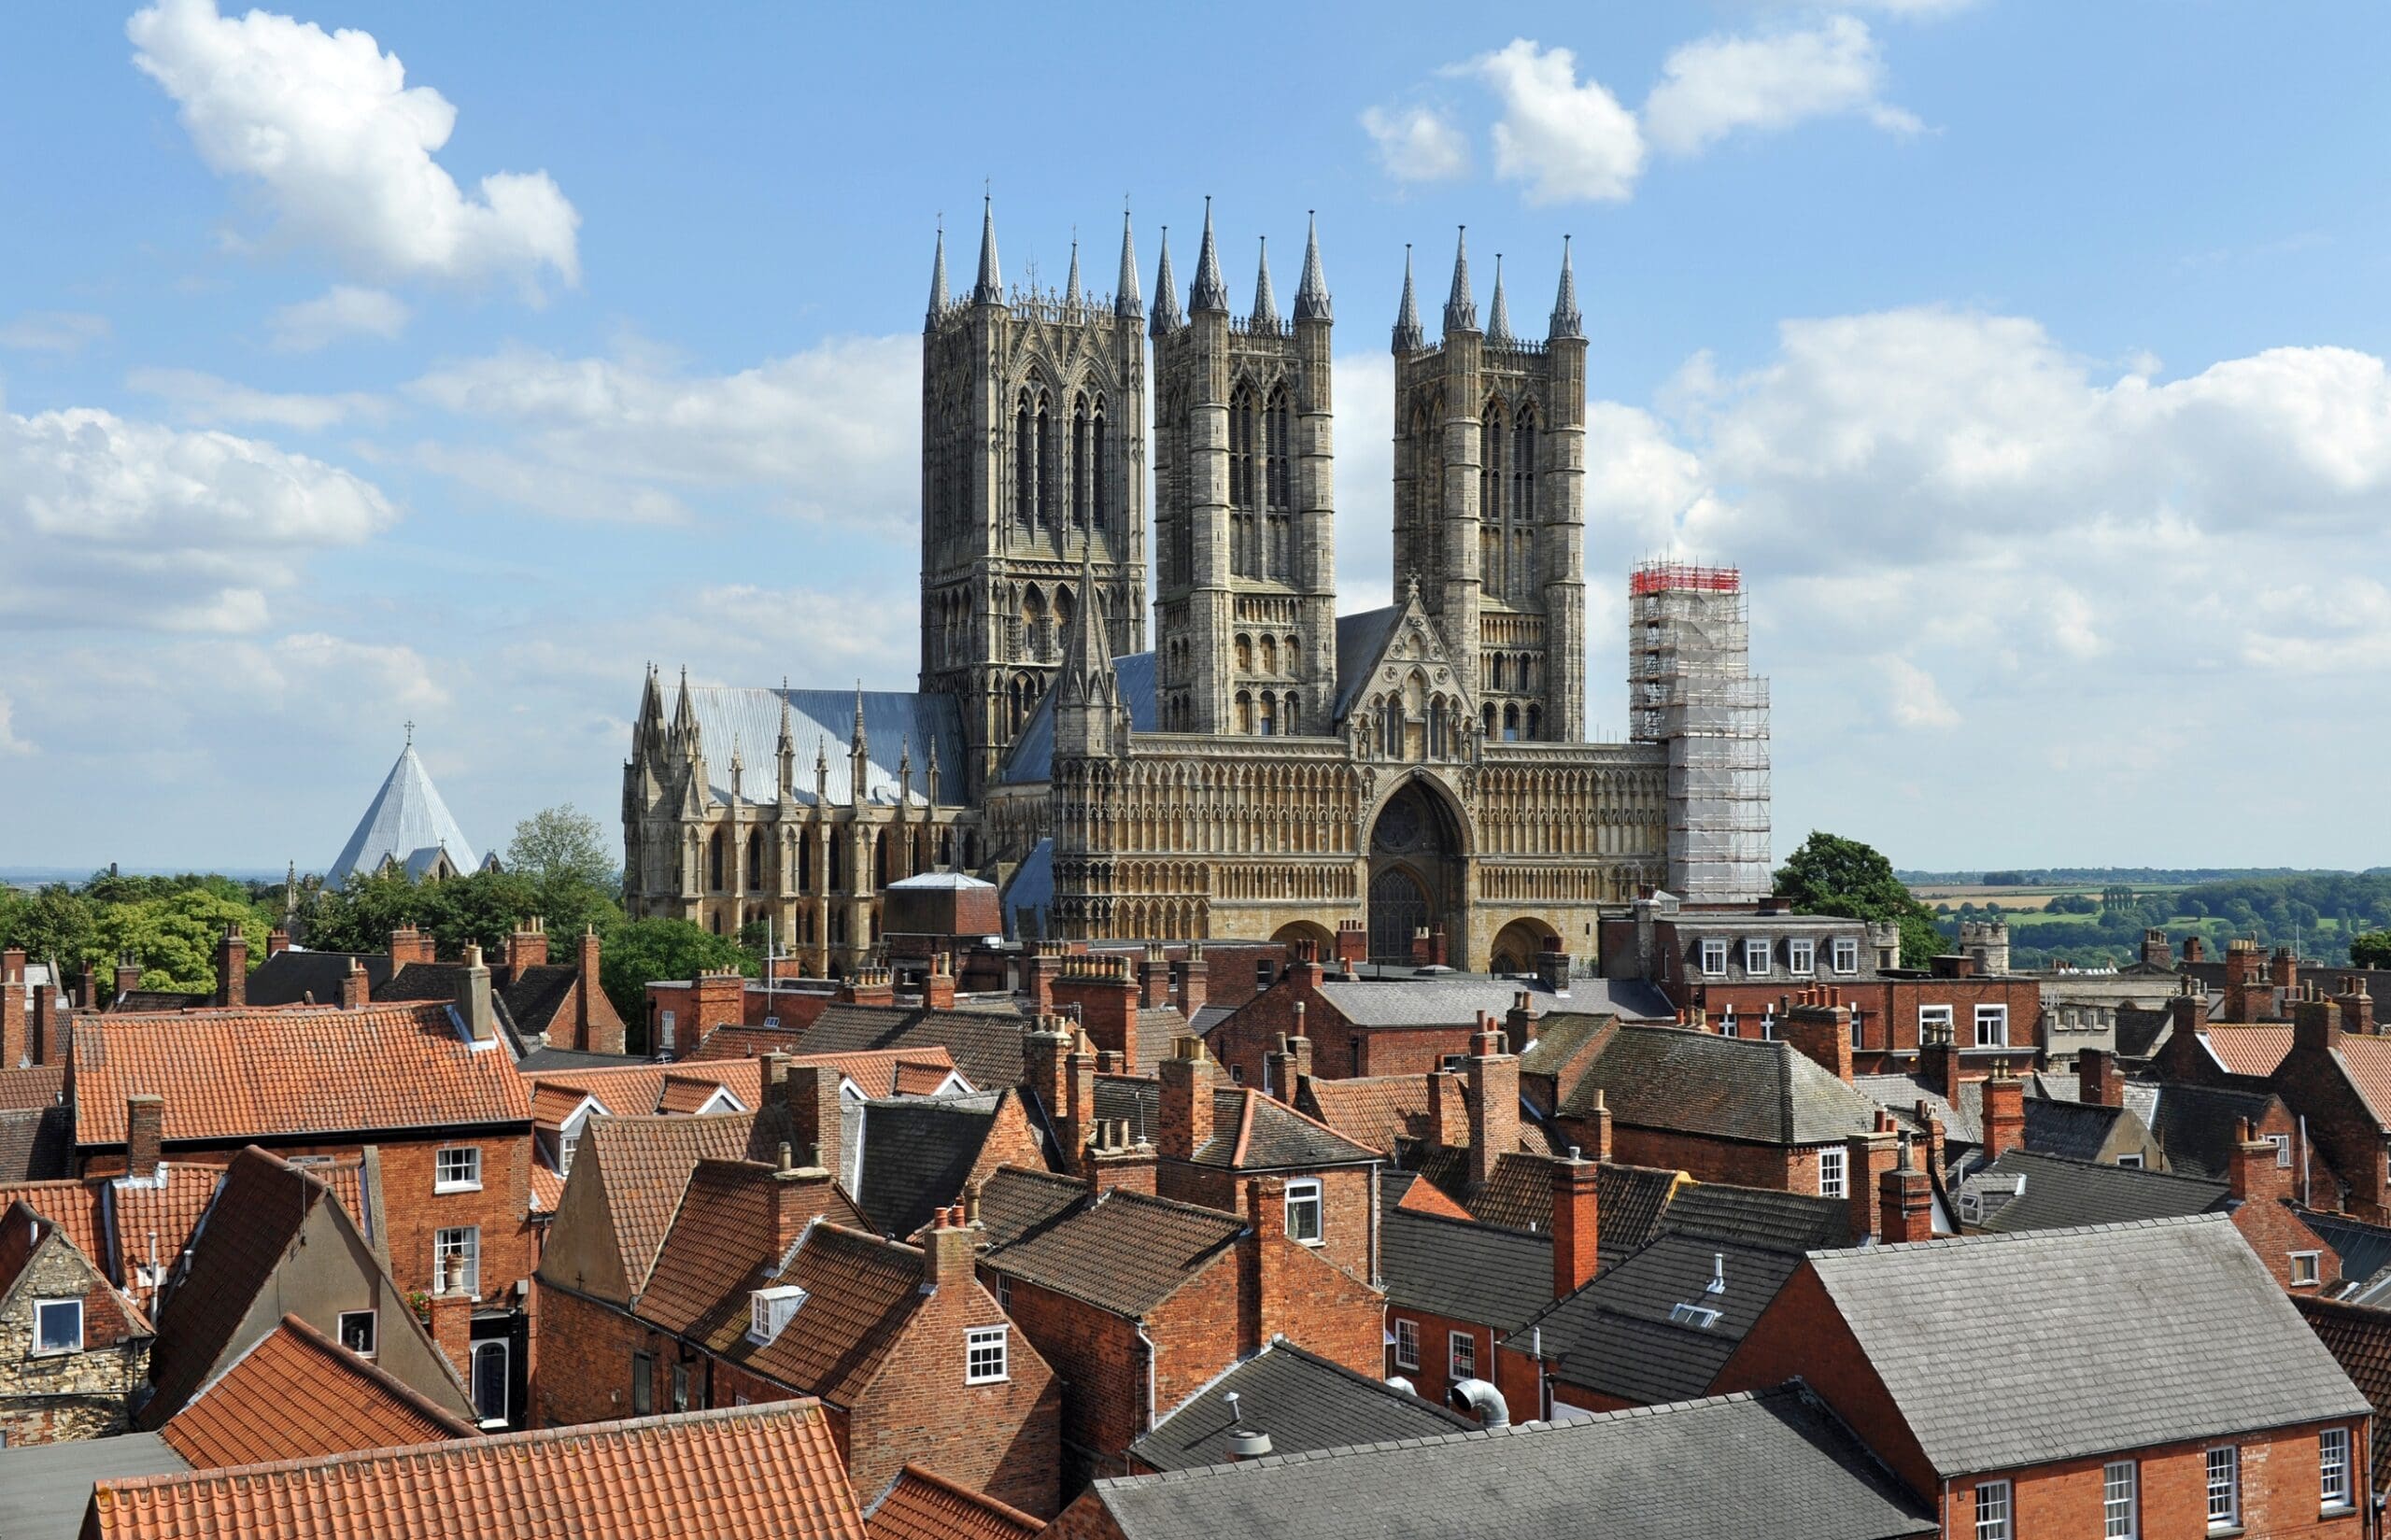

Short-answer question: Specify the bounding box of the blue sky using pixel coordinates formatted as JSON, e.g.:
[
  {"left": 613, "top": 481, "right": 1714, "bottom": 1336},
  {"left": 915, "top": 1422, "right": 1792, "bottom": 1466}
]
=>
[{"left": 4, "top": 0, "right": 2388, "bottom": 873}]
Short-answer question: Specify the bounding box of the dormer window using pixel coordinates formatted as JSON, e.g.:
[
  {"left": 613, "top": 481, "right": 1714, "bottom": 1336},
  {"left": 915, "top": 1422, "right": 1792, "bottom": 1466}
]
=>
[
  {"left": 1700, "top": 940, "right": 1729, "bottom": 978},
  {"left": 1832, "top": 939, "right": 1860, "bottom": 975},
  {"left": 749, "top": 1284, "right": 807, "bottom": 1345},
  {"left": 1788, "top": 940, "right": 1815, "bottom": 977},
  {"left": 1744, "top": 939, "right": 1771, "bottom": 976}
]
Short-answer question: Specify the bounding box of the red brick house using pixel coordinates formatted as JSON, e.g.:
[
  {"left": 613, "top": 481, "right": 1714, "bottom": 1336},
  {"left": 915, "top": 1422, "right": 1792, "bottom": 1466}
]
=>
[{"left": 1718, "top": 1216, "right": 2373, "bottom": 1539}]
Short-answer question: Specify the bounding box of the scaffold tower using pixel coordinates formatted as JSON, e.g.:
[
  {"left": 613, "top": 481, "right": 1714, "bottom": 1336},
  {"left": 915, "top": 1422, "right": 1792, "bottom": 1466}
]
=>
[{"left": 1629, "top": 561, "right": 1771, "bottom": 903}]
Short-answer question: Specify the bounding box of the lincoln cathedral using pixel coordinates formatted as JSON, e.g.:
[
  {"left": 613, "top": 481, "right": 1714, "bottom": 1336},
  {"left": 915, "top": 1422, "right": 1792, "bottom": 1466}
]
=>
[{"left": 623, "top": 199, "right": 1771, "bottom": 973}]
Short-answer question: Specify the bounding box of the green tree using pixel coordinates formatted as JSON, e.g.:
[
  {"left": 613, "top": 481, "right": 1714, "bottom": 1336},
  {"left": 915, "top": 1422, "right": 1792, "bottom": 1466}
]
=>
[
  {"left": 600, "top": 918, "right": 755, "bottom": 1026},
  {"left": 1773, "top": 830, "right": 1946, "bottom": 968},
  {"left": 503, "top": 803, "right": 624, "bottom": 943},
  {"left": 0, "top": 884, "right": 100, "bottom": 969},
  {"left": 92, "top": 890, "right": 271, "bottom": 994},
  {"left": 2354, "top": 931, "right": 2391, "bottom": 969}
]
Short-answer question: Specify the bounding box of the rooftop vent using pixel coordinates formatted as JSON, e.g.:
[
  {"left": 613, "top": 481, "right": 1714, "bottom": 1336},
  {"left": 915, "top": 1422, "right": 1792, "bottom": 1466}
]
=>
[
  {"left": 1705, "top": 1252, "right": 1726, "bottom": 1295},
  {"left": 748, "top": 1283, "right": 807, "bottom": 1345},
  {"left": 1224, "top": 1391, "right": 1273, "bottom": 1460}
]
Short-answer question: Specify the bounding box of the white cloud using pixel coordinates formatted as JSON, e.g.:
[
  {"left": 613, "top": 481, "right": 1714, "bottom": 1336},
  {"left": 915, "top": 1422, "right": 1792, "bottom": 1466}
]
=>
[
  {"left": 1460, "top": 39, "right": 1646, "bottom": 205},
  {"left": 1359, "top": 105, "right": 1472, "bottom": 183},
  {"left": 127, "top": 0, "right": 579, "bottom": 295},
  {"left": 268, "top": 285, "right": 411, "bottom": 351},
  {"left": 0, "top": 404, "right": 395, "bottom": 631},
  {"left": 1834, "top": 0, "right": 1980, "bottom": 15},
  {"left": 404, "top": 333, "right": 922, "bottom": 528},
  {"left": 127, "top": 367, "right": 389, "bottom": 431},
  {"left": 0, "top": 312, "right": 111, "bottom": 354},
  {"left": 1645, "top": 16, "right": 1920, "bottom": 158},
  {"left": 0, "top": 692, "right": 29, "bottom": 756},
  {"left": 1882, "top": 657, "right": 1959, "bottom": 728}
]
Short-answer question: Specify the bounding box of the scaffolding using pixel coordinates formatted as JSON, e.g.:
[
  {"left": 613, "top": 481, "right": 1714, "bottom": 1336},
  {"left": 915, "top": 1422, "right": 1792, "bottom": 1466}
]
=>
[{"left": 1629, "top": 561, "right": 1771, "bottom": 903}]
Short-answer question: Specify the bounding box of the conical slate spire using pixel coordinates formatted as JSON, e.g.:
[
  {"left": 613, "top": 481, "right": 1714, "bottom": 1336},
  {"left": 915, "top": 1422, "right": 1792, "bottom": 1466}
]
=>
[
  {"left": 1549, "top": 233, "right": 1585, "bottom": 340},
  {"left": 1150, "top": 226, "right": 1182, "bottom": 336},
  {"left": 1189, "top": 198, "right": 1229, "bottom": 314},
  {"left": 1486, "top": 253, "right": 1512, "bottom": 344},
  {"left": 1294, "top": 211, "right": 1331, "bottom": 324},
  {"left": 972, "top": 195, "right": 1002, "bottom": 304},
  {"left": 1444, "top": 226, "right": 1478, "bottom": 334},
  {"left": 1251, "top": 236, "right": 1277, "bottom": 325},
  {"left": 1060, "top": 549, "right": 1113, "bottom": 707},
  {"left": 925, "top": 221, "right": 949, "bottom": 330},
  {"left": 1392, "top": 245, "right": 1423, "bottom": 352},
  {"left": 1116, "top": 210, "right": 1142, "bottom": 318},
  {"left": 1064, "top": 237, "right": 1082, "bottom": 308}
]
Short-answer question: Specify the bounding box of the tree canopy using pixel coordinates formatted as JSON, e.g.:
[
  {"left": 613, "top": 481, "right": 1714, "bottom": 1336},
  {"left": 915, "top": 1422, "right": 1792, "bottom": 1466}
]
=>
[
  {"left": 1773, "top": 830, "right": 1945, "bottom": 968},
  {"left": 2355, "top": 931, "right": 2391, "bottom": 969},
  {"left": 599, "top": 918, "right": 755, "bottom": 1025}
]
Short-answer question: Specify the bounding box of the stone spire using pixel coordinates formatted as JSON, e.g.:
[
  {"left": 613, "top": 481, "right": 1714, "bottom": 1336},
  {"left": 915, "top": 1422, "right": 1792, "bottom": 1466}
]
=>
[
  {"left": 1116, "top": 209, "right": 1142, "bottom": 318},
  {"left": 636, "top": 662, "right": 666, "bottom": 760},
  {"left": 775, "top": 677, "right": 796, "bottom": 797},
  {"left": 1549, "top": 233, "right": 1585, "bottom": 340},
  {"left": 1486, "top": 253, "right": 1512, "bottom": 344},
  {"left": 851, "top": 683, "right": 868, "bottom": 753},
  {"left": 1189, "top": 197, "right": 1229, "bottom": 314},
  {"left": 1064, "top": 235, "right": 1082, "bottom": 308},
  {"left": 1444, "top": 227, "right": 1478, "bottom": 334},
  {"left": 1392, "top": 244, "right": 1423, "bottom": 352},
  {"left": 670, "top": 667, "right": 700, "bottom": 760},
  {"left": 1294, "top": 211, "right": 1331, "bottom": 324},
  {"left": 1250, "top": 236, "right": 1278, "bottom": 326},
  {"left": 1150, "top": 226, "right": 1182, "bottom": 337},
  {"left": 972, "top": 195, "right": 1002, "bottom": 305},
  {"left": 925, "top": 220, "right": 949, "bottom": 330},
  {"left": 1059, "top": 550, "right": 1116, "bottom": 710}
]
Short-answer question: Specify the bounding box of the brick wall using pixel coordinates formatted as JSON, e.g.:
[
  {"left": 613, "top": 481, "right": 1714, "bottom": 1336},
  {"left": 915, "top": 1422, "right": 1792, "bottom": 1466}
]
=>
[
  {"left": 1040, "top": 1493, "right": 1130, "bottom": 1540},
  {"left": 852, "top": 1270, "right": 1062, "bottom": 1518},
  {"left": 985, "top": 1273, "right": 1148, "bottom": 1486},
  {"left": 1586, "top": 1123, "right": 1823, "bottom": 1197},
  {"left": 530, "top": 1280, "right": 658, "bottom": 1427},
  {"left": 1159, "top": 1162, "right": 1377, "bottom": 1285},
  {"left": 1945, "top": 1425, "right": 2366, "bottom": 1540},
  {"left": 1386, "top": 1304, "right": 1493, "bottom": 1409}
]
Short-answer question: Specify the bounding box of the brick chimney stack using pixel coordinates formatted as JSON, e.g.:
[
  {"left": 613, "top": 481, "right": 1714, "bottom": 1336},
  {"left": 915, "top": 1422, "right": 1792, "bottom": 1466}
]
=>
[
  {"left": 31, "top": 981, "right": 64, "bottom": 1067},
  {"left": 1139, "top": 944, "right": 1173, "bottom": 1010},
  {"left": 775, "top": 1063, "right": 845, "bottom": 1175},
  {"left": 389, "top": 925, "right": 435, "bottom": 971},
  {"left": 114, "top": 955, "right": 143, "bottom": 1003},
  {"left": 2333, "top": 977, "right": 2376, "bottom": 1037},
  {"left": 1918, "top": 1023, "right": 1960, "bottom": 1102},
  {"left": 2227, "top": 1118, "right": 2276, "bottom": 1204},
  {"left": 341, "top": 957, "right": 368, "bottom": 1011},
  {"left": 2077, "top": 1048, "right": 2123, "bottom": 1109},
  {"left": 267, "top": 927, "right": 291, "bottom": 957},
  {"left": 1779, "top": 989, "right": 1853, "bottom": 1083},
  {"left": 1549, "top": 1154, "right": 1600, "bottom": 1300},
  {"left": 1582, "top": 1088, "right": 1615, "bottom": 1164},
  {"left": 575, "top": 925, "right": 617, "bottom": 1053},
  {"left": 1334, "top": 920, "right": 1367, "bottom": 970},
  {"left": 2271, "top": 945, "right": 2299, "bottom": 994},
  {"left": 2141, "top": 929, "right": 2173, "bottom": 970},
  {"left": 504, "top": 916, "right": 548, "bottom": 984},
  {"left": 1158, "top": 1038, "right": 1217, "bottom": 1164},
  {"left": 214, "top": 924, "right": 247, "bottom": 1008},
  {"left": 2184, "top": 936, "right": 2208, "bottom": 964},
  {"left": 1465, "top": 1016, "right": 1519, "bottom": 1191},
  {"left": 923, "top": 953, "right": 956, "bottom": 1010},
  {"left": 1243, "top": 1176, "right": 1288, "bottom": 1341},
  {"left": 691, "top": 969, "right": 746, "bottom": 1043},
  {"left": 924, "top": 1204, "right": 977, "bottom": 1290},
  {"left": 458, "top": 944, "right": 495, "bottom": 1042},
  {"left": 2224, "top": 939, "right": 2266, "bottom": 1023},
  {"left": 2293, "top": 994, "right": 2343, "bottom": 1059},
  {"left": 1847, "top": 1123, "right": 1898, "bottom": 1245},
  {"left": 2, "top": 962, "right": 25, "bottom": 1070},
  {"left": 1879, "top": 1133, "right": 1933, "bottom": 1244},
  {"left": 1266, "top": 1032, "right": 1311, "bottom": 1103},
  {"left": 126, "top": 1095, "right": 164, "bottom": 1180},
  {"left": 1171, "top": 947, "right": 1208, "bottom": 1018},
  {"left": 1054, "top": 956, "right": 1139, "bottom": 1071},
  {"left": 837, "top": 966, "right": 896, "bottom": 1007},
  {"left": 1504, "top": 991, "right": 1536, "bottom": 1055},
  {"left": 1980, "top": 1061, "right": 2025, "bottom": 1162}
]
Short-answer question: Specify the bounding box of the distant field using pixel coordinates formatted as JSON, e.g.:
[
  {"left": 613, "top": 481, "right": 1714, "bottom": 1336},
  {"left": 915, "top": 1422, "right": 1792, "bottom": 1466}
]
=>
[{"left": 1907, "top": 883, "right": 2190, "bottom": 913}]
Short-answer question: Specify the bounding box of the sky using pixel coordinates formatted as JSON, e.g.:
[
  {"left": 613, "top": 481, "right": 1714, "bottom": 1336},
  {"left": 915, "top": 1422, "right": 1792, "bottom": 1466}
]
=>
[{"left": 4, "top": 0, "right": 2389, "bottom": 875}]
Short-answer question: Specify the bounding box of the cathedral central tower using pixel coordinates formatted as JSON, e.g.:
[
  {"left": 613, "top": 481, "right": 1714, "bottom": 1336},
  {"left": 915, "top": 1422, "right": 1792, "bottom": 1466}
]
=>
[{"left": 919, "top": 201, "right": 1148, "bottom": 795}]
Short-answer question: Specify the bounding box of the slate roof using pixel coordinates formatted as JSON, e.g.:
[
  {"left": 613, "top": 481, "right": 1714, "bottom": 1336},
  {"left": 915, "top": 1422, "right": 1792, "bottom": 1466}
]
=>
[
  {"left": 2022, "top": 1098, "right": 2126, "bottom": 1161},
  {"left": 1806, "top": 1215, "right": 2371, "bottom": 1476},
  {"left": 982, "top": 1188, "right": 1245, "bottom": 1318},
  {"left": 326, "top": 743, "right": 479, "bottom": 888},
  {"left": 1522, "top": 1232, "right": 1809, "bottom": 1403},
  {"left": 681, "top": 685, "right": 964, "bottom": 807},
  {"left": 73, "top": 1002, "right": 532, "bottom": 1148},
  {"left": 86, "top": 1401, "right": 868, "bottom": 1540},
  {"left": 849, "top": 1093, "right": 1008, "bottom": 1239},
  {"left": 1092, "top": 1080, "right": 1380, "bottom": 1171},
  {"left": 796, "top": 1003, "right": 1027, "bottom": 1093},
  {"left": 2294, "top": 1295, "right": 2391, "bottom": 1495},
  {"left": 1380, "top": 1205, "right": 1553, "bottom": 1333},
  {"left": 1659, "top": 1183, "right": 1851, "bottom": 1252},
  {"left": 1078, "top": 1384, "right": 1933, "bottom": 1540},
  {"left": 2145, "top": 1082, "right": 2283, "bottom": 1180},
  {"left": 2303, "top": 1209, "right": 2391, "bottom": 1295},
  {"left": 0, "top": 1432, "right": 191, "bottom": 1540},
  {"left": 242, "top": 950, "right": 399, "bottom": 1009},
  {"left": 1596, "top": 1164, "right": 1688, "bottom": 1264},
  {"left": 159, "top": 1314, "right": 475, "bottom": 1469},
  {"left": 0, "top": 1102, "right": 70, "bottom": 1180},
  {"left": 1129, "top": 1340, "right": 1472, "bottom": 1473},
  {"left": 1309, "top": 978, "right": 1550, "bottom": 1029},
  {"left": 998, "top": 654, "right": 1158, "bottom": 786},
  {"left": 969, "top": 1165, "right": 1090, "bottom": 1249},
  {"left": 2115, "top": 1003, "right": 2174, "bottom": 1059},
  {"left": 1967, "top": 1151, "right": 2228, "bottom": 1234},
  {"left": 574, "top": 1111, "right": 761, "bottom": 1297},
  {"left": 867, "top": 1462, "right": 1043, "bottom": 1540},
  {"left": 1853, "top": 1073, "right": 1980, "bottom": 1146},
  {"left": 1331, "top": 605, "right": 1404, "bottom": 720},
  {"left": 1563, "top": 1024, "right": 1882, "bottom": 1146}
]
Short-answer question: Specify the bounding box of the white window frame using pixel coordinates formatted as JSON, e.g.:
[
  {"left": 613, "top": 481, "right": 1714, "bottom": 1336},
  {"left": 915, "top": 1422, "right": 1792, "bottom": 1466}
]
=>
[
  {"left": 1743, "top": 939, "right": 1772, "bottom": 976},
  {"left": 435, "top": 1226, "right": 481, "bottom": 1298},
  {"left": 33, "top": 1298, "right": 83, "bottom": 1355},
  {"left": 1448, "top": 1330, "right": 1477, "bottom": 1381},
  {"left": 2322, "top": 1425, "right": 2354, "bottom": 1510},
  {"left": 434, "top": 1145, "right": 483, "bottom": 1194},
  {"left": 2115, "top": 1153, "right": 2143, "bottom": 1169},
  {"left": 1918, "top": 1004, "right": 1954, "bottom": 1039},
  {"left": 2206, "top": 1444, "right": 2240, "bottom": 1530},
  {"left": 966, "top": 1324, "right": 1010, "bottom": 1385},
  {"left": 658, "top": 1009, "right": 676, "bottom": 1052},
  {"left": 1788, "top": 940, "right": 1816, "bottom": 978},
  {"left": 2271, "top": 1133, "right": 2293, "bottom": 1168},
  {"left": 1700, "top": 940, "right": 1730, "bottom": 978},
  {"left": 1973, "top": 1478, "right": 2011, "bottom": 1540},
  {"left": 474, "top": 1339, "right": 511, "bottom": 1428},
  {"left": 2103, "top": 1459, "right": 2139, "bottom": 1539},
  {"left": 1849, "top": 1009, "right": 1866, "bottom": 1050},
  {"left": 1393, "top": 1317, "right": 1420, "bottom": 1371},
  {"left": 1832, "top": 938, "right": 1860, "bottom": 975},
  {"left": 1818, "top": 1146, "right": 1847, "bottom": 1199},
  {"left": 749, "top": 1284, "right": 807, "bottom": 1345},
  {"left": 2291, "top": 1250, "right": 2323, "bottom": 1287},
  {"left": 337, "top": 1308, "right": 378, "bottom": 1359},
  {"left": 1284, "top": 1178, "right": 1324, "bottom": 1246},
  {"left": 557, "top": 1128, "right": 580, "bottom": 1177},
  {"left": 1974, "top": 1004, "right": 2009, "bottom": 1048}
]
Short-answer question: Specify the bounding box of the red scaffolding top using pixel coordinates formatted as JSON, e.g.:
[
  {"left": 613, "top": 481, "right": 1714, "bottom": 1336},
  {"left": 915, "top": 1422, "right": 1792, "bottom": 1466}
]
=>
[{"left": 1631, "top": 561, "right": 1742, "bottom": 596}]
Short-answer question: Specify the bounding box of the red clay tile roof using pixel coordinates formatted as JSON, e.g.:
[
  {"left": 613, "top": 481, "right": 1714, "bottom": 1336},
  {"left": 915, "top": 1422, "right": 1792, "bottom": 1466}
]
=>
[
  {"left": 686, "top": 1038, "right": 972, "bottom": 1097},
  {"left": 75, "top": 1002, "right": 532, "bottom": 1147},
  {"left": 868, "top": 1462, "right": 1042, "bottom": 1540},
  {"left": 529, "top": 1161, "right": 566, "bottom": 1216},
  {"left": 637, "top": 1160, "right": 870, "bottom": 1355},
  {"left": 0, "top": 1199, "right": 149, "bottom": 1346},
  {"left": 658, "top": 1072, "right": 733, "bottom": 1114},
  {"left": 576, "top": 1111, "right": 760, "bottom": 1297},
  {"left": 0, "top": 1177, "right": 106, "bottom": 1272},
  {"left": 530, "top": 1061, "right": 765, "bottom": 1123},
  {"left": 892, "top": 1059, "right": 959, "bottom": 1095},
  {"left": 2200, "top": 1027, "right": 2391, "bottom": 1125},
  {"left": 0, "top": 1063, "right": 67, "bottom": 1111},
  {"left": 1301, "top": 1074, "right": 1429, "bottom": 1155},
  {"left": 104, "top": 1164, "right": 236, "bottom": 1293},
  {"left": 140, "top": 1148, "right": 361, "bottom": 1427},
  {"left": 702, "top": 1222, "right": 930, "bottom": 1406},
  {"left": 1395, "top": 1174, "right": 1475, "bottom": 1221},
  {"left": 161, "top": 1314, "right": 475, "bottom": 1469},
  {"left": 89, "top": 1400, "right": 869, "bottom": 1540}
]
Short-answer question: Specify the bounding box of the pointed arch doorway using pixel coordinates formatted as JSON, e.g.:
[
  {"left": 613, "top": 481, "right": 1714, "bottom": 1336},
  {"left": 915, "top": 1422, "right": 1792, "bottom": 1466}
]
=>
[{"left": 1365, "top": 777, "right": 1466, "bottom": 966}]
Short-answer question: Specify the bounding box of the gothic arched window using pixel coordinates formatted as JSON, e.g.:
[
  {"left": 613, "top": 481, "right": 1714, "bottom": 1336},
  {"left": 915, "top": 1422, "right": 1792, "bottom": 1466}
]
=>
[
  {"left": 1229, "top": 386, "right": 1259, "bottom": 577},
  {"left": 1514, "top": 404, "right": 1537, "bottom": 523},
  {"left": 1091, "top": 408, "right": 1108, "bottom": 529},
  {"left": 1484, "top": 702, "right": 1497, "bottom": 740},
  {"left": 1503, "top": 703, "right": 1521, "bottom": 742},
  {"left": 1035, "top": 395, "right": 1054, "bottom": 530},
  {"left": 745, "top": 829, "right": 763, "bottom": 890},
  {"left": 1266, "top": 385, "right": 1294, "bottom": 581},
  {"left": 1235, "top": 691, "right": 1255, "bottom": 735},
  {"left": 709, "top": 830, "right": 727, "bottom": 891},
  {"left": 1525, "top": 704, "right": 1542, "bottom": 741},
  {"left": 1283, "top": 693, "right": 1299, "bottom": 736},
  {"left": 1014, "top": 393, "right": 1036, "bottom": 533},
  {"left": 1235, "top": 634, "right": 1252, "bottom": 672},
  {"left": 1258, "top": 692, "right": 1277, "bottom": 737},
  {"left": 1071, "top": 396, "right": 1090, "bottom": 530}
]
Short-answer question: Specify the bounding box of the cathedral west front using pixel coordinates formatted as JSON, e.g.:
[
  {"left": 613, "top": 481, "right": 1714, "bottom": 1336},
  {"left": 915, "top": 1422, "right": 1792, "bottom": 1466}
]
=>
[{"left": 623, "top": 200, "right": 1770, "bottom": 974}]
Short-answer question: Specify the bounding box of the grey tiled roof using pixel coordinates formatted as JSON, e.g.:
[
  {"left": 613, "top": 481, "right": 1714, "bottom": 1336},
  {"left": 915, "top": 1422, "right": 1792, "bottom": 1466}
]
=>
[
  {"left": 972, "top": 1165, "right": 1090, "bottom": 1249},
  {"left": 0, "top": 1430, "right": 190, "bottom": 1540},
  {"left": 982, "top": 1187, "right": 1244, "bottom": 1318},
  {"left": 1331, "top": 606, "right": 1404, "bottom": 721},
  {"left": 327, "top": 744, "right": 479, "bottom": 888},
  {"left": 1128, "top": 1341, "right": 1471, "bottom": 1472},
  {"left": 2301, "top": 1208, "right": 2391, "bottom": 1292},
  {"left": 1311, "top": 977, "right": 1548, "bottom": 1029},
  {"left": 1854, "top": 1073, "right": 1981, "bottom": 1145},
  {"left": 2021, "top": 1098, "right": 2123, "bottom": 1162},
  {"left": 1565, "top": 1025, "right": 1881, "bottom": 1147},
  {"left": 1967, "top": 1151, "right": 2225, "bottom": 1234},
  {"left": 848, "top": 1093, "right": 1004, "bottom": 1239},
  {"left": 797, "top": 1002, "right": 1027, "bottom": 1093},
  {"left": 1089, "top": 1080, "right": 1379, "bottom": 1172},
  {"left": 679, "top": 685, "right": 964, "bottom": 806},
  {"left": 1082, "top": 1384, "right": 1934, "bottom": 1540},
  {"left": 1380, "top": 1206, "right": 1552, "bottom": 1333},
  {"left": 1660, "top": 1183, "right": 1850, "bottom": 1252},
  {"left": 242, "top": 950, "right": 398, "bottom": 1008},
  {"left": 999, "top": 654, "right": 1158, "bottom": 787},
  {"left": 1809, "top": 1215, "right": 2371, "bottom": 1476},
  {"left": 1521, "top": 1232, "right": 1807, "bottom": 1403},
  {"left": 2145, "top": 1082, "right": 2280, "bottom": 1180}
]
